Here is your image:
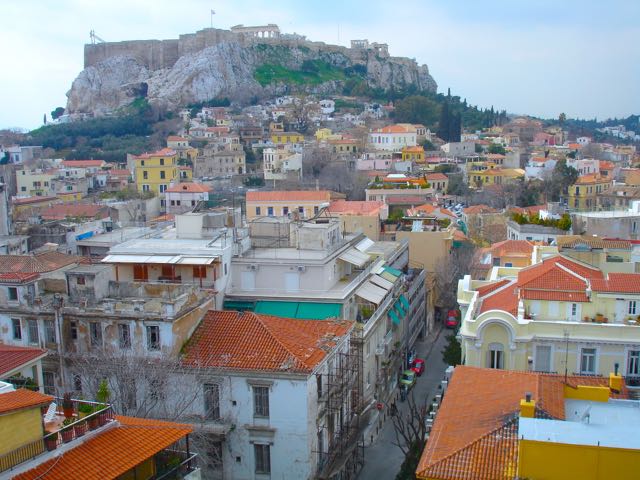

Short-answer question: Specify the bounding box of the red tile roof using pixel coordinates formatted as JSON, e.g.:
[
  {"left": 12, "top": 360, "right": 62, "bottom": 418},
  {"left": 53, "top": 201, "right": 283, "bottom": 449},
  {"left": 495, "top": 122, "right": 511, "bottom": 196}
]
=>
[
  {"left": 165, "top": 182, "right": 210, "bottom": 194},
  {"left": 479, "top": 282, "right": 519, "bottom": 316},
  {"left": 182, "top": 311, "right": 353, "bottom": 374},
  {"left": 108, "top": 169, "right": 131, "bottom": 177},
  {"left": 134, "top": 148, "right": 176, "bottom": 159},
  {"left": 15, "top": 416, "right": 192, "bottom": 480},
  {"left": 425, "top": 173, "right": 448, "bottom": 181},
  {"left": 373, "top": 124, "right": 414, "bottom": 134},
  {"left": 167, "top": 135, "right": 188, "bottom": 142},
  {"left": 12, "top": 196, "right": 58, "bottom": 206},
  {"left": 0, "top": 345, "right": 47, "bottom": 377},
  {"left": 416, "top": 366, "right": 629, "bottom": 480},
  {"left": 0, "top": 272, "right": 40, "bottom": 284},
  {"left": 246, "top": 190, "right": 332, "bottom": 202},
  {"left": 0, "top": 251, "right": 84, "bottom": 274},
  {"left": 328, "top": 200, "right": 384, "bottom": 215},
  {"left": 386, "top": 195, "right": 431, "bottom": 205},
  {"left": 476, "top": 279, "right": 510, "bottom": 297},
  {"left": 0, "top": 388, "right": 52, "bottom": 415},
  {"left": 490, "top": 239, "right": 534, "bottom": 258},
  {"left": 463, "top": 204, "right": 499, "bottom": 215},
  {"left": 39, "top": 204, "right": 108, "bottom": 221},
  {"left": 592, "top": 273, "right": 640, "bottom": 293}
]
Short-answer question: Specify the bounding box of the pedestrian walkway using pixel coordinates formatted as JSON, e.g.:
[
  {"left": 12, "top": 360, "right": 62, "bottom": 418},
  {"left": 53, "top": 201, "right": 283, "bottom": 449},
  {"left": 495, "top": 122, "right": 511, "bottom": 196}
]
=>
[{"left": 357, "top": 327, "right": 448, "bottom": 479}]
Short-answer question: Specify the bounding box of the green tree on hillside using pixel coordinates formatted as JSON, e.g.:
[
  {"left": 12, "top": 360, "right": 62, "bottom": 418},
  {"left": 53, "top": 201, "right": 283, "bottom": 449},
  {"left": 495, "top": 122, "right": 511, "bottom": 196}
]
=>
[{"left": 393, "top": 96, "right": 440, "bottom": 129}]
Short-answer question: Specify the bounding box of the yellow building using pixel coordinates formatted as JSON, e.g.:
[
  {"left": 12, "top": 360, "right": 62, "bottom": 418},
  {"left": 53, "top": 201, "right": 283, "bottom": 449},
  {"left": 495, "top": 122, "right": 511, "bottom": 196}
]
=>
[
  {"left": 401, "top": 146, "right": 425, "bottom": 163},
  {"left": 270, "top": 132, "right": 304, "bottom": 145},
  {"left": 245, "top": 190, "right": 344, "bottom": 220},
  {"left": 458, "top": 252, "right": 640, "bottom": 378},
  {"left": 471, "top": 168, "right": 525, "bottom": 188},
  {"left": 416, "top": 365, "right": 640, "bottom": 480},
  {"left": 567, "top": 174, "right": 613, "bottom": 210},
  {"left": 314, "top": 128, "right": 333, "bottom": 141},
  {"left": 16, "top": 169, "right": 55, "bottom": 197},
  {"left": 133, "top": 147, "right": 180, "bottom": 196}
]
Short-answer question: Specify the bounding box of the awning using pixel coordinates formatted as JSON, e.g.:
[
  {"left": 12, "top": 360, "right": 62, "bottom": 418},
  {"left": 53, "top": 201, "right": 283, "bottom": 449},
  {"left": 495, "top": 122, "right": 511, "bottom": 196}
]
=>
[
  {"left": 102, "top": 254, "right": 217, "bottom": 265},
  {"left": 370, "top": 274, "right": 394, "bottom": 291},
  {"left": 338, "top": 248, "right": 370, "bottom": 268},
  {"left": 102, "top": 254, "right": 152, "bottom": 264},
  {"left": 355, "top": 238, "right": 374, "bottom": 253},
  {"left": 395, "top": 300, "right": 406, "bottom": 317},
  {"left": 400, "top": 294, "right": 410, "bottom": 310},
  {"left": 389, "top": 309, "right": 400, "bottom": 325},
  {"left": 384, "top": 266, "right": 403, "bottom": 277},
  {"left": 223, "top": 300, "right": 255, "bottom": 311},
  {"left": 255, "top": 301, "right": 299, "bottom": 318},
  {"left": 296, "top": 302, "right": 342, "bottom": 320},
  {"left": 175, "top": 256, "right": 218, "bottom": 265},
  {"left": 355, "top": 281, "right": 387, "bottom": 305}
]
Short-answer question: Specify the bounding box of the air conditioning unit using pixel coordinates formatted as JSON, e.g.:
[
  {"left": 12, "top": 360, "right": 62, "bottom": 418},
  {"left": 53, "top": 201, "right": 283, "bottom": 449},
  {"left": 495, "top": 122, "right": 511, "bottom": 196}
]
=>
[
  {"left": 248, "top": 264, "right": 258, "bottom": 271},
  {"left": 297, "top": 265, "right": 306, "bottom": 273}
]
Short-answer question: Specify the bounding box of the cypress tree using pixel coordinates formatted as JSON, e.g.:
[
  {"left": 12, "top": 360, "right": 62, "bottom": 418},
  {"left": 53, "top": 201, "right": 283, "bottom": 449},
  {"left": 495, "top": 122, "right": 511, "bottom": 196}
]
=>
[{"left": 438, "top": 100, "right": 450, "bottom": 142}]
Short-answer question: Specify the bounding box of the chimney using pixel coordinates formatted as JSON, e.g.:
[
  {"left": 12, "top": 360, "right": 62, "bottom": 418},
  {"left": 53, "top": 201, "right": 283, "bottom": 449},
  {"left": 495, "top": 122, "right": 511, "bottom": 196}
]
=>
[
  {"left": 609, "top": 362, "right": 623, "bottom": 392},
  {"left": 520, "top": 392, "right": 535, "bottom": 418}
]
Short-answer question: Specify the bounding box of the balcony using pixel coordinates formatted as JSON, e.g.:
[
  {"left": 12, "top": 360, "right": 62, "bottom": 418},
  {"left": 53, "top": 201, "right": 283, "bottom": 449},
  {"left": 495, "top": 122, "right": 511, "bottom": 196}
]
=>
[{"left": 0, "top": 398, "right": 115, "bottom": 473}]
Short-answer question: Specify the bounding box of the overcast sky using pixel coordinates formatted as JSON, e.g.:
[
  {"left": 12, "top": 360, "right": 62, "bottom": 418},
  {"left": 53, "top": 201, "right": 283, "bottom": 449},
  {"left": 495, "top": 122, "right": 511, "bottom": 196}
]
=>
[{"left": 2, "top": 0, "right": 639, "bottom": 130}]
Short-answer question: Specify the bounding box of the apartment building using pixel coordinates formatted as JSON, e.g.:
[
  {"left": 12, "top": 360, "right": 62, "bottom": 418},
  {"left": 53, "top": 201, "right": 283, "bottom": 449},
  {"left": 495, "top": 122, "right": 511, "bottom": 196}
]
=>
[
  {"left": 133, "top": 147, "right": 180, "bottom": 197},
  {"left": 245, "top": 190, "right": 341, "bottom": 220},
  {"left": 194, "top": 141, "right": 246, "bottom": 178}
]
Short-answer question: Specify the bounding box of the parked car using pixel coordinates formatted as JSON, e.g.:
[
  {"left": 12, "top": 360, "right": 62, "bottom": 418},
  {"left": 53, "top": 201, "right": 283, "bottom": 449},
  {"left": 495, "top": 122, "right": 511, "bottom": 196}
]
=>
[
  {"left": 400, "top": 370, "right": 417, "bottom": 389},
  {"left": 411, "top": 358, "right": 425, "bottom": 376},
  {"left": 446, "top": 309, "right": 459, "bottom": 329}
]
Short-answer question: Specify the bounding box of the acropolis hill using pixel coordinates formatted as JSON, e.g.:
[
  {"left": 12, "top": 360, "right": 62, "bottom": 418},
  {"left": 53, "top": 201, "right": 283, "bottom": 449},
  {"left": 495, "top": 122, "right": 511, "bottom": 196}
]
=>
[{"left": 67, "top": 24, "right": 437, "bottom": 115}]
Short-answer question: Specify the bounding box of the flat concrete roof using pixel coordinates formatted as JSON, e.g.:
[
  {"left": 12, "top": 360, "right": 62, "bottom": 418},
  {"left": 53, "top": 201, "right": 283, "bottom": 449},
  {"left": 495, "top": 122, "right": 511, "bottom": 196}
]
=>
[{"left": 519, "top": 398, "right": 640, "bottom": 449}]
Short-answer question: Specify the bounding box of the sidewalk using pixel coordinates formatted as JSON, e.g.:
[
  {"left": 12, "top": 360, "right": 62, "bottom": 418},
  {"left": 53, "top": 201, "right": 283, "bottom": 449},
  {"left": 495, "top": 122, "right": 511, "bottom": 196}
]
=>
[{"left": 357, "top": 326, "right": 447, "bottom": 479}]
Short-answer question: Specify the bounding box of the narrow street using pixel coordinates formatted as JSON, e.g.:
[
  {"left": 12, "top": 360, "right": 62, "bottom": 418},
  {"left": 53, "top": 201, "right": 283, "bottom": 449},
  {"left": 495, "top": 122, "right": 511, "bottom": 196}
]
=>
[{"left": 357, "top": 328, "right": 449, "bottom": 480}]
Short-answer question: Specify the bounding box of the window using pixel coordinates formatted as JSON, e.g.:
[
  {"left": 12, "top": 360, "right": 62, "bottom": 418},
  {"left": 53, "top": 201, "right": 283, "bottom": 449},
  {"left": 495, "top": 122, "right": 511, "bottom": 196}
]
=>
[
  {"left": 267, "top": 206, "right": 274, "bottom": 216},
  {"left": 43, "top": 371, "right": 55, "bottom": 395},
  {"left": 21, "top": 186, "right": 26, "bottom": 192},
  {"left": 73, "top": 374, "right": 82, "bottom": 393},
  {"left": 44, "top": 320, "right": 56, "bottom": 344},
  {"left": 160, "top": 158, "right": 164, "bottom": 166},
  {"left": 133, "top": 264, "right": 148, "bottom": 281},
  {"left": 628, "top": 350, "right": 640, "bottom": 377},
  {"left": 204, "top": 383, "right": 220, "bottom": 420},
  {"left": 28, "top": 320, "right": 39, "bottom": 344},
  {"left": 143, "top": 171, "right": 148, "bottom": 179},
  {"left": 7, "top": 287, "right": 18, "bottom": 301},
  {"left": 90, "top": 322, "right": 102, "bottom": 347},
  {"left": 146, "top": 325, "right": 160, "bottom": 350},
  {"left": 140, "top": 160, "right": 145, "bottom": 166},
  {"left": 298, "top": 206, "right": 304, "bottom": 214},
  {"left": 142, "top": 184, "right": 150, "bottom": 192},
  {"left": 118, "top": 324, "right": 131, "bottom": 349},
  {"left": 193, "top": 265, "right": 207, "bottom": 279},
  {"left": 12, "top": 318, "right": 21, "bottom": 340},
  {"left": 159, "top": 184, "right": 167, "bottom": 193},
  {"left": 160, "top": 170, "right": 166, "bottom": 179},
  {"left": 70, "top": 321, "right": 78, "bottom": 340},
  {"left": 76, "top": 276, "right": 85, "bottom": 285},
  {"left": 253, "top": 386, "right": 269, "bottom": 417},
  {"left": 580, "top": 348, "right": 597, "bottom": 374},
  {"left": 314, "top": 206, "right": 319, "bottom": 215},
  {"left": 488, "top": 343, "right": 503, "bottom": 369},
  {"left": 534, "top": 345, "right": 552, "bottom": 372},
  {"left": 317, "top": 374, "right": 323, "bottom": 399},
  {"left": 254, "top": 444, "right": 271, "bottom": 474},
  {"left": 283, "top": 206, "right": 289, "bottom": 216},
  {"left": 629, "top": 301, "right": 637, "bottom": 315}
]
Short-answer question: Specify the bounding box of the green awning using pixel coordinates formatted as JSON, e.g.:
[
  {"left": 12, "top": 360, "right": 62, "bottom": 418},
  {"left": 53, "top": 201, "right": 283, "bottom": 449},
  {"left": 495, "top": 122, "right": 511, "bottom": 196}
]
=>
[
  {"left": 395, "top": 300, "right": 406, "bottom": 317},
  {"left": 254, "top": 301, "right": 342, "bottom": 320},
  {"left": 296, "top": 302, "right": 342, "bottom": 320},
  {"left": 384, "top": 266, "right": 403, "bottom": 277},
  {"left": 400, "top": 294, "right": 410, "bottom": 310},
  {"left": 223, "top": 300, "right": 256, "bottom": 311},
  {"left": 254, "top": 301, "right": 299, "bottom": 318},
  {"left": 389, "top": 309, "right": 400, "bottom": 325}
]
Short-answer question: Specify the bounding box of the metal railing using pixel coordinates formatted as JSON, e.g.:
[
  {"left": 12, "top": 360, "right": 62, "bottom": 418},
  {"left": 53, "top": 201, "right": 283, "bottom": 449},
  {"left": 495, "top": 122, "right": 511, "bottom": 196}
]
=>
[{"left": 155, "top": 451, "right": 199, "bottom": 480}]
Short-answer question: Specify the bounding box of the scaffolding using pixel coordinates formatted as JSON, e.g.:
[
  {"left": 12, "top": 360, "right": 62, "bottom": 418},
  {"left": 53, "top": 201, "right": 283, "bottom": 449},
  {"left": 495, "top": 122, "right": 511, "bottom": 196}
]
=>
[{"left": 315, "top": 327, "right": 364, "bottom": 479}]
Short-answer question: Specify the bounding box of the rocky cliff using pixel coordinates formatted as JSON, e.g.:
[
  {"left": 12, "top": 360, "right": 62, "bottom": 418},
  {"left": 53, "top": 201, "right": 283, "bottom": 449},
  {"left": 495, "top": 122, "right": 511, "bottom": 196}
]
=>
[{"left": 66, "top": 27, "right": 437, "bottom": 115}]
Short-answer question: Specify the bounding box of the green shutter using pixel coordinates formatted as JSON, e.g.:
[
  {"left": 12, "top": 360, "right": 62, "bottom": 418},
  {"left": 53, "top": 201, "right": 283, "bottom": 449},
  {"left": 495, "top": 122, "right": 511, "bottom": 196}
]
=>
[
  {"left": 400, "top": 294, "right": 410, "bottom": 310},
  {"left": 389, "top": 309, "right": 400, "bottom": 325}
]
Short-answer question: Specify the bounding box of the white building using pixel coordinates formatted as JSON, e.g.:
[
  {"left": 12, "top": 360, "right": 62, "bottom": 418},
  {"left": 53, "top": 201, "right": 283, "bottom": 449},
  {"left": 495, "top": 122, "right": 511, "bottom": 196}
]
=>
[
  {"left": 165, "top": 182, "right": 211, "bottom": 214},
  {"left": 179, "top": 310, "right": 360, "bottom": 479},
  {"left": 525, "top": 156, "right": 557, "bottom": 180},
  {"left": 367, "top": 125, "right": 417, "bottom": 151},
  {"left": 262, "top": 146, "right": 302, "bottom": 181},
  {"left": 567, "top": 158, "right": 599, "bottom": 176}
]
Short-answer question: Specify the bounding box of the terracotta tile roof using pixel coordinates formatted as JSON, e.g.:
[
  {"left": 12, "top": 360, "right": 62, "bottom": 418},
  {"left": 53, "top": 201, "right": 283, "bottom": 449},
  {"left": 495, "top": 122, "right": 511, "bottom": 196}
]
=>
[
  {"left": 134, "top": 147, "right": 176, "bottom": 159},
  {"left": 575, "top": 174, "right": 608, "bottom": 184},
  {"left": 328, "top": 200, "right": 384, "bottom": 215},
  {"left": 15, "top": 415, "right": 192, "bottom": 480},
  {"left": 402, "top": 146, "right": 424, "bottom": 153},
  {"left": 407, "top": 204, "right": 456, "bottom": 218},
  {"left": 479, "top": 282, "right": 519, "bottom": 316},
  {"left": 373, "top": 124, "right": 414, "bottom": 134},
  {"left": 425, "top": 173, "right": 448, "bottom": 181},
  {"left": 108, "top": 169, "right": 131, "bottom": 177},
  {"left": 599, "top": 160, "right": 615, "bottom": 170},
  {"left": 556, "top": 235, "right": 631, "bottom": 250},
  {"left": 463, "top": 204, "right": 499, "bottom": 215},
  {"left": 476, "top": 279, "right": 510, "bottom": 297},
  {"left": 165, "top": 182, "right": 210, "bottom": 194},
  {"left": 0, "top": 251, "right": 84, "bottom": 274},
  {"left": 0, "top": 272, "right": 40, "bottom": 284},
  {"left": 167, "top": 135, "right": 188, "bottom": 142},
  {"left": 386, "top": 195, "right": 430, "bottom": 204},
  {"left": 0, "top": 345, "right": 47, "bottom": 377},
  {"left": 416, "top": 366, "right": 630, "bottom": 480},
  {"left": 490, "top": 239, "right": 534, "bottom": 258},
  {"left": 246, "top": 190, "right": 332, "bottom": 202},
  {"left": 60, "top": 160, "right": 105, "bottom": 168},
  {"left": 12, "top": 196, "right": 58, "bottom": 206},
  {"left": 39, "top": 204, "right": 108, "bottom": 221},
  {"left": 508, "top": 204, "right": 546, "bottom": 216},
  {"left": 0, "top": 388, "right": 52, "bottom": 415},
  {"left": 592, "top": 273, "right": 640, "bottom": 293},
  {"left": 182, "top": 311, "right": 353, "bottom": 374}
]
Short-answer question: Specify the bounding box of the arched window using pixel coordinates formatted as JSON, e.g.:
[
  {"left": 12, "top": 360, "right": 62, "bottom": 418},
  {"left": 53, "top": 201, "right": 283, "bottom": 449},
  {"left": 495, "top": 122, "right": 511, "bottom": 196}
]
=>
[{"left": 488, "top": 342, "right": 504, "bottom": 369}]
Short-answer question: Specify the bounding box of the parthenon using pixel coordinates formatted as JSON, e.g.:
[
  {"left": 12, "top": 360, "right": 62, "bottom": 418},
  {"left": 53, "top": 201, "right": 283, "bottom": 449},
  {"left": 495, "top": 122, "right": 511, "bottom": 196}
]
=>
[{"left": 230, "top": 24, "right": 281, "bottom": 38}]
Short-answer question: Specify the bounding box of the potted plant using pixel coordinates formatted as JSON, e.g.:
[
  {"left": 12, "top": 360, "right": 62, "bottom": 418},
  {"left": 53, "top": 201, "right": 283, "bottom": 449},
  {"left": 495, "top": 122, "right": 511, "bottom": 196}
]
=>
[
  {"left": 62, "top": 392, "right": 74, "bottom": 419},
  {"left": 44, "top": 431, "right": 58, "bottom": 451},
  {"left": 95, "top": 380, "right": 111, "bottom": 426},
  {"left": 595, "top": 313, "right": 604, "bottom": 323},
  {"left": 583, "top": 315, "right": 590, "bottom": 322},
  {"left": 78, "top": 402, "right": 93, "bottom": 419},
  {"left": 87, "top": 410, "right": 99, "bottom": 430},
  {"left": 60, "top": 419, "right": 74, "bottom": 443},
  {"left": 74, "top": 419, "right": 87, "bottom": 438}
]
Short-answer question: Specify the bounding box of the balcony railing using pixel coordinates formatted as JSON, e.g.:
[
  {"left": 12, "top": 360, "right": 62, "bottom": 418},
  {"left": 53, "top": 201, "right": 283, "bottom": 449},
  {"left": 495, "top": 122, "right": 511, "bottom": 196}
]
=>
[
  {"left": 155, "top": 450, "right": 199, "bottom": 480},
  {"left": 0, "top": 398, "right": 114, "bottom": 473}
]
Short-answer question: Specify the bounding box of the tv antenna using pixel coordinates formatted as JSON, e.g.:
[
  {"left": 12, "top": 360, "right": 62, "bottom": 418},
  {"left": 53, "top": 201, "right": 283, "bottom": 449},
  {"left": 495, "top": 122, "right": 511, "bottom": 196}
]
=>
[{"left": 89, "top": 30, "right": 106, "bottom": 44}]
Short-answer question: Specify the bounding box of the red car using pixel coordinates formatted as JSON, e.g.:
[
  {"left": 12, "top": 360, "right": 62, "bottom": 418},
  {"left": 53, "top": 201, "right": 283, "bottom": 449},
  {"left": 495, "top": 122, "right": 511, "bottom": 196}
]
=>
[
  {"left": 445, "top": 309, "right": 459, "bottom": 329},
  {"left": 411, "top": 358, "right": 425, "bottom": 376}
]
